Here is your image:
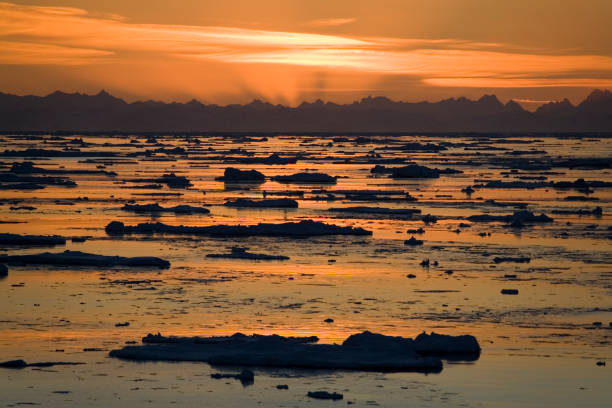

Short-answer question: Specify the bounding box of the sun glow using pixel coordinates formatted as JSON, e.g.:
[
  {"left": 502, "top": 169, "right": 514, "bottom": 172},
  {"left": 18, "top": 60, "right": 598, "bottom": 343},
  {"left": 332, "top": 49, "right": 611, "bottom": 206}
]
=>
[{"left": 0, "top": 1, "right": 610, "bottom": 104}]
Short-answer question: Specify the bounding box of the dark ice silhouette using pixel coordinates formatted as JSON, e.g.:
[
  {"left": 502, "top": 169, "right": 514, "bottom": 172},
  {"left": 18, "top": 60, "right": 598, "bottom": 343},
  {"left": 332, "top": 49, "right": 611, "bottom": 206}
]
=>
[
  {"left": 0, "top": 250, "right": 170, "bottom": 269},
  {"left": 109, "top": 331, "right": 480, "bottom": 372}
]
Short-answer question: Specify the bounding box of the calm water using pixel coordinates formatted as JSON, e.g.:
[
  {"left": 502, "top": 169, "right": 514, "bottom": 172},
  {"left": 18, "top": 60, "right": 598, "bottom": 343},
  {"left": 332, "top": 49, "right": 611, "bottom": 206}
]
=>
[{"left": 1, "top": 134, "right": 611, "bottom": 407}]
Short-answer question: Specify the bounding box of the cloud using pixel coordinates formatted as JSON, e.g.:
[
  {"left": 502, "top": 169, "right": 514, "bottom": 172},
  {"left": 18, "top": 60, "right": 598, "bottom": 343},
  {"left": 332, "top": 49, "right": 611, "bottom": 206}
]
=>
[
  {"left": 306, "top": 17, "right": 357, "bottom": 27},
  {"left": 423, "top": 78, "right": 612, "bottom": 88},
  {"left": 0, "top": 1, "right": 611, "bottom": 90},
  {"left": 0, "top": 41, "right": 112, "bottom": 65}
]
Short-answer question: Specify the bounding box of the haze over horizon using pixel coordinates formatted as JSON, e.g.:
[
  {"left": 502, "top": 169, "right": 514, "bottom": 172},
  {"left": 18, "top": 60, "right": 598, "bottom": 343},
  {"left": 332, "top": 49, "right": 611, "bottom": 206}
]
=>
[{"left": 1, "top": 0, "right": 611, "bottom": 108}]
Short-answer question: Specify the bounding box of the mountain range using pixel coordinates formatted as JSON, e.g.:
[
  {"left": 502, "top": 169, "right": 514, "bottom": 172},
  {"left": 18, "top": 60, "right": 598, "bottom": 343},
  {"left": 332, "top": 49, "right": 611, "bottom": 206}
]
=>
[{"left": 0, "top": 89, "right": 611, "bottom": 133}]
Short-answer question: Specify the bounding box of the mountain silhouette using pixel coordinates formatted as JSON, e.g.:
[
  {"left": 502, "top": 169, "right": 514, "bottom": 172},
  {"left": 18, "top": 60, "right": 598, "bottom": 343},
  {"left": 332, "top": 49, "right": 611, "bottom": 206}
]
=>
[{"left": 0, "top": 90, "right": 610, "bottom": 132}]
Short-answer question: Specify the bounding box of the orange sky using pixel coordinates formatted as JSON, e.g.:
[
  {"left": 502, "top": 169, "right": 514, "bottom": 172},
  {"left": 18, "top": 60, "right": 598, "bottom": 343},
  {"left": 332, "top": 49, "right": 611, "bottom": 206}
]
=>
[{"left": 1, "top": 0, "right": 611, "bottom": 107}]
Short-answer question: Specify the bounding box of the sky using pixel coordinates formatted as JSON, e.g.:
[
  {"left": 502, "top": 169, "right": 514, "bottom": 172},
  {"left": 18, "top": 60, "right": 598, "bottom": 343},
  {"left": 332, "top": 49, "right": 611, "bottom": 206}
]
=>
[{"left": 1, "top": 0, "right": 611, "bottom": 108}]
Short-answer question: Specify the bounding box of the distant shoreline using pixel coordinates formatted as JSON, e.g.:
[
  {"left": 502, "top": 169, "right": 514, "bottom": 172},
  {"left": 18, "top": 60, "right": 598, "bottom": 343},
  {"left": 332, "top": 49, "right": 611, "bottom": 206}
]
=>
[
  {"left": 1, "top": 131, "right": 611, "bottom": 138},
  {"left": 1, "top": 89, "right": 611, "bottom": 132}
]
